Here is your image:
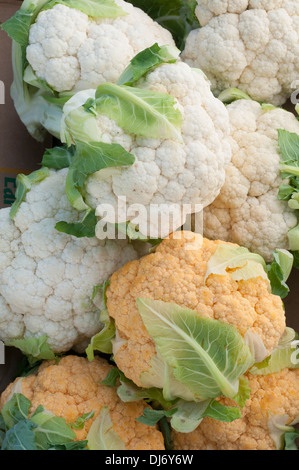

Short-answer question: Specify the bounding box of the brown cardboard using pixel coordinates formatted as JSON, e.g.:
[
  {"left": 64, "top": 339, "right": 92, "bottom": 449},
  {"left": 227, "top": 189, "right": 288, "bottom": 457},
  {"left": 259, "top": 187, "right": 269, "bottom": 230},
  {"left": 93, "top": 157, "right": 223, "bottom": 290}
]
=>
[
  {"left": 0, "top": 0, "right": 51, "bottom": 209},
  {"left": 0, "top": 1, "right": 52, "bottom": 393},
  {"left": 0, "top": 347, "right": 23, "bottom": 394},
  {"left": 284, "top": 269, "right": 299, "bottom": 332}
]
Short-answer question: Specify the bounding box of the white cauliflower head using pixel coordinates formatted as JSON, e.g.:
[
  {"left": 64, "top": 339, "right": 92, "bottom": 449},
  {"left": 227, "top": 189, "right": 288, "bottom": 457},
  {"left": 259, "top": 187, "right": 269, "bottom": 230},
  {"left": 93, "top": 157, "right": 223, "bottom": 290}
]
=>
[
  {"left": 203, "top": 99, "right": 299, "bottom": 261},
  {"left": 0, "top": 168, "right": 139, "bottom": 353},
  {"left": 62, "top": 60, "right": 232, "bottom": 240},
  {"left": 26, "top": 0, "right": 175, "bottom": 93},
  {"left": 182, "top": 0, "right": 299, "bottom": 105}
]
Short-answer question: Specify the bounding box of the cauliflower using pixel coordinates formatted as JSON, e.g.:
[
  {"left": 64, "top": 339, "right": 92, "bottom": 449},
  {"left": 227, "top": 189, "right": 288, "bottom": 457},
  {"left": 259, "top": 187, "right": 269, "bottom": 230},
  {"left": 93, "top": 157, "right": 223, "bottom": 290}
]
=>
[
  {"left": 0, "top": 355, "right": 165, "bottom": 450},
  {"left": 60, "top": 58, "right": 232, "bottom": 240},
  {"left": 2, "top": 0, "right": 175, "bottom": 141},
  {"left": 26, "top": 0, "right": 175, "bottom": 93},
  {"left": 171, "top": 367, "right": 299, "bottom": 450},
  {"left": 182, "top": 0, "right": 299, "bottom": 105},
  {"left": 0, "top": 168, "right": 140, "bottom": 354},
  {"left": 103, "top": 231, "right": 286, "bottom": 402},
  {"left": 203, "top": 98, "right": 299, "bottom": 262}
]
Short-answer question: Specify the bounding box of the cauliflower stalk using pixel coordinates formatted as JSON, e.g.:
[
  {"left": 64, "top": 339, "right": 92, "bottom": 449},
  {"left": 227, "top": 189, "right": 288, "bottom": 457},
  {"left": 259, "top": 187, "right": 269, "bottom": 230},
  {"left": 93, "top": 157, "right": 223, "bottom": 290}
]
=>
[
  {"left": 0, "top": 356, "right": 165, "bottom": 450},
  {"left": 203, "top": 94, "right": 299, "bottom": 263},
  {"left": 86, "top": 231, "right": 287, "bottom": 433},
  {"left": 0, "top": 166, "right": 140, "bottom": 355},
  {"left": 182, "top": 0, "right": 299, "bottom": 106},
  {"left": 1, "top": 0, "right": 175, "bottom": 141},
  {"left": 49, "top": 45, "right": 231, "bottom": 240}
]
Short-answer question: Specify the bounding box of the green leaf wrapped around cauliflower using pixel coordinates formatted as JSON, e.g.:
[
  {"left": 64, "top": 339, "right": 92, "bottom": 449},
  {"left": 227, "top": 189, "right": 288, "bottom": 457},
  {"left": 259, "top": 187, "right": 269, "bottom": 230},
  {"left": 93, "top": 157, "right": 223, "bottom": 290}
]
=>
[
  {"left": 0, "top": 167, "right": 140, "bottom": 355},
  {"left": 57, "top": 55, "right": 232, "bottom": 240},
  {"left": 1, "top": 0, "right": 175, "bottom": 141},
  {"left": 203, "top": 97, "right": 299, "bottom": 262},
  {"left": 182, "top": 0, "right": 299, "bottom": 106},
  {"left": 89, "top": 232, "right": 286, "bottom": 407}
]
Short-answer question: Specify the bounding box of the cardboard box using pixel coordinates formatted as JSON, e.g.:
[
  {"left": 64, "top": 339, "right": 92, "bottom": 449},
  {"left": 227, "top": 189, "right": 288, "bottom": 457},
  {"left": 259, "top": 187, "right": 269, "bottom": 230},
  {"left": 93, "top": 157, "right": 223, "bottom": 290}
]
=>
[
  {"left": 0, "top": 0, "right": 51, "bottom": 209},
  {"left": 0, "top": 1, "right": 52, "bottom": 392}
]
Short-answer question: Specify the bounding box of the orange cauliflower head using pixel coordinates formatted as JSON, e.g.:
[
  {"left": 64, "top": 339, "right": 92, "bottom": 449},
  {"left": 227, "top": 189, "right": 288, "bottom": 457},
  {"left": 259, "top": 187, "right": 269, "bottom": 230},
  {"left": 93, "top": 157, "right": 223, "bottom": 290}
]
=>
[
  {"left": 106, "top": 232, "right": 286, "bottom": 394},
  {"left": 171, "top": 368, "right": 299, "bottom": 451},
  {"left": 0, "top": 355, "right": 165, "bottom": 451}
]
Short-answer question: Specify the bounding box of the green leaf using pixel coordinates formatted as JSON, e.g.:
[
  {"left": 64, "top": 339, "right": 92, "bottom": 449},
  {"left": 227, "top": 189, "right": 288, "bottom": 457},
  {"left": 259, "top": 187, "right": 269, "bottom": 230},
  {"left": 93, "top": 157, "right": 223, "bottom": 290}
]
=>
[
  {"left": 232, "top": 376, "right": 251, "bottom": 408},
  {"left": 1, "top": 0, "right": 46, "bottom": 46},
  {"left": 86, "top": 310, "right": 116, "bottom": 359},
  {"left": 0, "top": 393, "right": 88, "bottom": 451},
  {"left": 120, "top": 379, "right": 175, "bottom": 408},
  {"left": 267, "top": 249, "right": 294, "bottom": 299},
  {"left": 101, "top": 368, "right": 122, "bottom": 387},
  {"left": 284, "top": 429, "right": 299, "bottom": 450},
  {"left": 218, "top": 88, "right": 253, "bottom": 104},
  {"left": 278, "top": 184, "right": 299, "bottom": 202},
  {"left": 275, "top": 130, "right": 299, "bottom": 231},
  {"left": 268, "top": 415, "right": 299, "bottom": 450},
  {"left": 250, "top": 328, "right": 299, "bottom": 375},
  {"left": 71, "top": 411, "right": 95, "bottom": 430},
  {"left": 92, "top": 279, "right": 111, "bottom": 305},
  {"left": 159, "top": 416, "right": 173, "bottom": 450},
  {"left": 9, "top": 167, "right": 50, "bottom": 219},
  {"left": 41, "top": 0, "right": 127, "bottom": 18},
  {"left": 170, "top": 399, "right": 241, "bottom": 433},
  {"left": 1, "top": 394, "right": 31, "bottom": 430},
  {"left": 1, "top": 420, "right": 38, "bottom": 450},
  {"left": 205, "top": 244, "right": 268, "bottom": 283},
  {"left": 61, "top": 90, "right": 101, "bottom": 146},
  {"left": 55, "top": 209, "right": 97, "bottom": 238},
  {"left": 288, "top": 224, "right": 299, "bottom": 252},
  {"left": 86, "top": 406, "right": 126, "bottom": 450},
  {"left": 48, "top": 440, "right": 88, "bottom": 450},
  {"left": 5, "top": 336, "right": 56, "bottom": 366},
  {"left": 117, "top": 380, "right": 174, "bottom": 408},
  {"left": 101, "top": 367, "right": 176, "bottom": 408},
  {"left": 136, "top": 298, "right": 255, "bottom": 401},
  {"left": 169, "top": 400, "right": 208, "bottom": 433},
  {"left": 278, "top": 129, "right": 299, "bottom": 172},
  {"left": 128, "top": 0, "right": 199, "bottom": 49},
  {"left": 65, "top": 140, "right": 135, "bottom": 212},
  {"left": 31, "top": 410, "right": 77, "bottom": 449},
  {"left": 23, "top": 64, "right": 56, "bottom": 95},
  {"left": 202, "top": 400, "right": 241, "bottom": 423},
  {"left": 41, "top": 146, "right": 75, "bottom": 169},
  {"left": 291, "top": 250, "right": 299, "bottom": 269},
  {"left": 43, "top": 92, "right": 74, "bottom": 108},
  {"left": 116, "top": 221, "right": 162, "bottom": 247},
  {"left": 136, "top": 408, "right": 177, "bottom": 427},
  {"left": 2, "top": 9, "right": 33, "bottom": 45},
  {"left": 117, "top": 43, "right": 180, "bottom": 86},
  {"left": 95, "top": 83, "right": 183, "bottom": 141}
]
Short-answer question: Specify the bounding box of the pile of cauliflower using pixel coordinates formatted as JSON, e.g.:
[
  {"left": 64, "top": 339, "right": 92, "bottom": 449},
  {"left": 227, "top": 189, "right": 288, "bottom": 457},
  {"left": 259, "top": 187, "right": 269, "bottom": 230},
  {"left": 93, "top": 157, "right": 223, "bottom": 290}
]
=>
[{"left": 0, "top": 0, "right": 298, "bottom": 452}]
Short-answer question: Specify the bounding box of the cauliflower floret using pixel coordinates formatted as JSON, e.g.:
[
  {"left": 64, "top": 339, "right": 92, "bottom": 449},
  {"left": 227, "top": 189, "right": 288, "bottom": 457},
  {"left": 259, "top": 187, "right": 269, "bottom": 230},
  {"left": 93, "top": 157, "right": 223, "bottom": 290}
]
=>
[
  {"left": 0, "top": 355, "right": 165, "bottom": 450},
  {"left": 172, "top": 368, "right": 299, "bottom": 450},
  {"left": 80, "top": 61, "right": 232, "bottom": 239},
  {"left": 203, "top": 99, "right": 299, "bottom": 262},
  {"left": 0, "top": 169, "right": 140, "bottom": 353},
  {"left": 26, "top": 1, "right": 175, "bottom": 93},
  {"left": 182, "top": 1, "right": 299, "bottom": 105},
  {"left": 105, "top": 231, "right": 286, "bottom": 390}
]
